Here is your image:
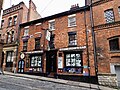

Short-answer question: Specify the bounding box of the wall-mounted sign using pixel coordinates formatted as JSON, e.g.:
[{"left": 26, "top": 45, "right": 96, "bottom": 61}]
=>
[
  {"left": 20, "top": 52, "right": 25, "bottom": 59},
  {"left": 58, "top": 57, "right": 63, "bottom": 69}
]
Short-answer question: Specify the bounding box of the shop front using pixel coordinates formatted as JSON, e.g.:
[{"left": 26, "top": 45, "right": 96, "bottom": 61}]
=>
[{"left": 18, "top": 50, "right": 45, "bottom": 76}]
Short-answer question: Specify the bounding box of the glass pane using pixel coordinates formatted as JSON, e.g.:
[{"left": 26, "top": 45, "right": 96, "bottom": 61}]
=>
[
  {"left": 76, "top": 54, "right": 81, "bottom": 66},
  {"left": 71, "top": 54, "right": 75, "bottom": 66}
]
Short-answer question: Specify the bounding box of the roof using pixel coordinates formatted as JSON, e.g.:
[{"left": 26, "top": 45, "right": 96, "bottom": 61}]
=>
[{"left": 20, "top": 5, "right": 90, "bottom": 27}]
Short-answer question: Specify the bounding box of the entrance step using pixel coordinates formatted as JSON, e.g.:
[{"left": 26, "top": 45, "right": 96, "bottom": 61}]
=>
[{"left": 48, "top": 72, "right": 55, "bottom": 78}]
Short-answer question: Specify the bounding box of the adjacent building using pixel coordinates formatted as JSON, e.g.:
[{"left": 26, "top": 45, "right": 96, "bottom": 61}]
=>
[
  {"left": 18, "top": 5, "right": 98, "bottom": 83},
  {"left": 86, "top": 0, "right": 120, "bottom": 87},
  {"left": 0, "top": 0, "right": 40, "bottom": 72}
]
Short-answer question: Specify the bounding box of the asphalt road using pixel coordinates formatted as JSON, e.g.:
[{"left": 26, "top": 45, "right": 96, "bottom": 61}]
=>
[{"left": 0, "top": 75, "right": 96, "bottom": 90}]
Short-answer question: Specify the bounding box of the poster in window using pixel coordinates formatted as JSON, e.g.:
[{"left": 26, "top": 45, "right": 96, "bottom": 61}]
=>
[{"left": 58, "top": 57, "right": 63, "bottom": 69}]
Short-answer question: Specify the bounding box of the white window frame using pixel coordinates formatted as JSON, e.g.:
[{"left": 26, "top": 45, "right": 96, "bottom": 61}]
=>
[
  {"left": 49, "top": 19, "right": 55, "bottom": 30},
  {"left": 24, "top": 29, "right": 29, "bottom": 36},
  {"left": 68, "top": 14, "right": 76, "bottom": 27}
]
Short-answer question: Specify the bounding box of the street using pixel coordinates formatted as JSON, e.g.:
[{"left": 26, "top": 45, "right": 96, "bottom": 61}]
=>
[{"left": 0, "top": 75, "right": 97, "bottom": 90}]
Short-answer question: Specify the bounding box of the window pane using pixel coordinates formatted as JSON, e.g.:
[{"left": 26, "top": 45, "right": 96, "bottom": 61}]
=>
[
  {"left": 68, "top": 17, "right": 76, "bottom": 26},
  {"left": 104, "top": 9, "right": 114, "bottom": 23},
  {"left": 24, "top": 29, "right": 29, "bottom": 36},
  {"left": 49, "top": 21, "right": 55, "bottom": 30},
  {"left": 69, "top": 34, "right": 77, "bottom": 46},
  {"left": 109, "top": 38, "right": 119, "bottom": 51}
]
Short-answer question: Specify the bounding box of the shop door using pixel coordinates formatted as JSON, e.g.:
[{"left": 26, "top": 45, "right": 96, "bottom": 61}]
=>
[
  {"left": 18, "top": 60, "right": 24, "bottom": 73},
  {"left": 115, "top": 66, "right": 120, "bottom": 87},
  {"left": 46, "top": 51, "right": 57, "bottom": 76}
]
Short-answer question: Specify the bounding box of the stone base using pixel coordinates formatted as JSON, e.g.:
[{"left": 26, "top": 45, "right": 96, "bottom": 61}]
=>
[{"left": 98, "top": 73, "right": 117, "bottom": 87}]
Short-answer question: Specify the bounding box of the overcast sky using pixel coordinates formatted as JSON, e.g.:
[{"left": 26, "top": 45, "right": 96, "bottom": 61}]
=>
[{"left": 3, "top": 0, "right": 85, "bottom": 17}]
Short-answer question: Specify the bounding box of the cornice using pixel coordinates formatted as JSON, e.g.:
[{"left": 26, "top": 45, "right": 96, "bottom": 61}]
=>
[
  {"left": 92, "top": 0, "right": 113, "bottom": 7},
  {"left": 94, "top": 21, "right": 120, "bottom": 30}
]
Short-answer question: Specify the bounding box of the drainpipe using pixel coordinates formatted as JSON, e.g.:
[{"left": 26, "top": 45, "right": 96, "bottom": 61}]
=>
[
  {"left": 84, "top": 8, "right": 91, "bottom": 88},
  {"left": 89, "top": 0, "right": 98, "bottom": 83}
]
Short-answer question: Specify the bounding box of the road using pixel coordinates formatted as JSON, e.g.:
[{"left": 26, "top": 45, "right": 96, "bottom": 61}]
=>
[{"left": 0, "top": 75, "right": 96, "bottom": 90}]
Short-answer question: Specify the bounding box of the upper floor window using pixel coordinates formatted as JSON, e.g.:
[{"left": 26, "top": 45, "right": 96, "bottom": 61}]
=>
[
  {"left": 49, "top": 34, "right": 55, "bottom": 49},
  {"left": 8, "top": 17, "right": 12, "bottom": 26},
  {"left": 23, "top": 41, "right": 28, "bottom": 51},
  {"left": 104, "top": 9, "right": 115, "bottom": 23},
  {"left": 109, "top": 38, "right": 119, "bottom": 51},
  {"left": 7, "top": 32, "right": 11, "bottom": 43},
  {"left": 11, "top": 31, "right": 14, "bottom": 42},
  {"left": 49, "top": 20, "right": 55, "bottom": 30},
  {"left": 13, "top": 16, "right": 17, "bottom": 25},
  {"left": 118, "top": 7, "right": 120, "bottom": 15},
  {"left": 24, "top": 29, "right": 29, "bottom": 36},
  {"left": 35, "top": 38, "right": 40, "bottom": 50},
  {"left": 68, "top": 14, "right": 76, "bottom": 27},
  {"left": 1, "top": 20, "right": 4, "bottom": 28},
  {"left": 68, "top": 32, "right": 77, "bottom": 46}
]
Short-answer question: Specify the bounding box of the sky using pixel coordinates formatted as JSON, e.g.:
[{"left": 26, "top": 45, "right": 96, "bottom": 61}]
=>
[{"left": 3, "top": 0, "right": 85, "bottom": 17}]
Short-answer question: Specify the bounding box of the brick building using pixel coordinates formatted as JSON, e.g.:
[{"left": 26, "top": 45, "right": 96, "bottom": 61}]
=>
[
  {"left": 18, "top": 5, "right": 98, "bottom": 83},
  {"left": 0, "top": 0, "right": 40, "bottom": 72},
  {"left": 86, "top": 0, "right": 120, "bottom": 87}
]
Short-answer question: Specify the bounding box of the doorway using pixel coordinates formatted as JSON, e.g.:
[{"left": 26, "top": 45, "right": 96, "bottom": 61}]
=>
[
  {"left": 46, "top": 50, "right": 57, "bottom": 77},
  {"left": 115, "top": 66, "right": 120, "bottom": 87},
  {"left": 18, "top": 60, "right": 24, "bottom": 73}
]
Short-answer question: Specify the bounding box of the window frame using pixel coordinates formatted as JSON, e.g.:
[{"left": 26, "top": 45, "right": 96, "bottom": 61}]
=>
[
  {"left": 109, "top": 38, "right": 120, "bottom": 51},
  {"left": 68, "top": 14, "right": 76, "bottom": 27},
  {"left": 7, "top": 32, "right": 11, "bottom": 43},
  {"left": 35, "top": 38, "right": 40, "bottom": 50},
  {"left": 104, "top": 9, "right": 115, "bottom": 23},
  {"left": 13, "top": 16, "right": 17, "bottom": 25},
  {"left": 8, "top": 17, "right": 12, "bottom": 26},
  {"left": 30, "top": 55, "right": 42, "bottom": 67},
  {"left": 23, "top": 41, "right": 28, "bottom": 51},
  {"left": 49, "top": 19, "right": 55, "bottom": 30},
  {"left": 11, "top": 31, "right": 14, "bottom": 42},
  {"left": 68, "top": 32, "right": 77, "bottom": 46},
  {"left": 64, "top": 52, "right": 83, "bottom": 68},
  {"left": 1, "top": 20, "right": 4, "bottom": 28},
  {"left": 24, "top": 29, "right": 29, "bottom": 36},
  {"left": 6, "top": 51, "right": 14, "bottom": 67}
]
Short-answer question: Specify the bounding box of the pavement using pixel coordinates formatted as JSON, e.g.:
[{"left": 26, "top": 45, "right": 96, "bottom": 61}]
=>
[{"left": 2, "top": 71, "right": 117, "bottom": 90}]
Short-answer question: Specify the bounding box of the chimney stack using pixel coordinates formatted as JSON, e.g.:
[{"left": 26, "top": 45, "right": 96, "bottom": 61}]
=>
[{"left": 70, "top": 3, "right": 79, "bottom": 10}]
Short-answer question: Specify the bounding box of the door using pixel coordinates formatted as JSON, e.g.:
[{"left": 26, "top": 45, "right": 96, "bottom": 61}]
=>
[
  {"left": 115, "top": 66, "right": 120, "bottom": 87},
  {"left": 46, "top": 51, "right": 57, "bottom": 76},
  {"left": 18, "top": 60, "right": 24, "bottom": 73}
]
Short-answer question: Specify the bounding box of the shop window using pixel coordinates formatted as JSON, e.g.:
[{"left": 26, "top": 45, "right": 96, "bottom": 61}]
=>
[
  {"left": 68, "top": 15, "right": 76, "bottom": 27},
  {"left": 13, "top": 16, "right": 17, "bottom": 25},
  {"left": 65, "top": 53, "right": 82, "bottom": 67},
  {"left": 6, "top": 51, "right": 14, "bottom": 67},
  {"left": 1, "top": 20, "right": 4, "bottom": 28},
  {"left": 35, "top": 38, "right": 40, "bottom": 50},
  {"left": 49, "top": 34, "right": 55, "bottom": 49},
  {"left": 30, "top": 56, "right": 42, "bottom": 67},
  {"left": 68, "top": 32, "right": 77, "bottom": 46},
  {"left": 23, "top": 41, "right": 28, "bottom": 51},
  {"left": 8, "top": 17, "right": 12, "bottom": 26},
  {"left": 49, "top": 20, "right": 55, "bottom": 30},
  {"left": 104, "top": 9, "right": 115, "bottom": 23},
  {"left": 7, "top": 32, "right": 11, "bottom": 43},
  {"left": 109, "top": 38, "right": 119, "bottom": 51},
  {"left": 24, "top": 29, "right": 29, "bottom": 36}
]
